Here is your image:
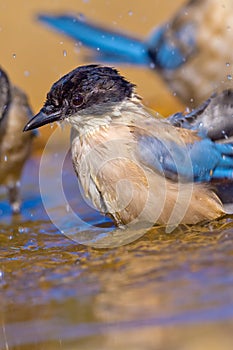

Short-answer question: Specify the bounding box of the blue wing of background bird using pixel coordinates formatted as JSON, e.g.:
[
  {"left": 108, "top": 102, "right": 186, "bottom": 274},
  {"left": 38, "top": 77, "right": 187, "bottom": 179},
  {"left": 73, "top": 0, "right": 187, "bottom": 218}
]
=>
[
  {"left": 38, "top": 14, "right": 195, "bottom": 70},
  {"left": 37, "top": 1, "right": 233, "bottom": 107}
]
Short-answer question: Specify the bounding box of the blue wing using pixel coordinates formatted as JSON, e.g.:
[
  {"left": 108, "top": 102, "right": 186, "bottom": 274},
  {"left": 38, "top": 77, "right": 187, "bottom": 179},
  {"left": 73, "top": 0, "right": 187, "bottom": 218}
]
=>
[
  {"left": 37, "top": 14, "right": 195, "bottom": 70},
  {"left": 138, "top": 135, "right": 233, "bottom": 182}
]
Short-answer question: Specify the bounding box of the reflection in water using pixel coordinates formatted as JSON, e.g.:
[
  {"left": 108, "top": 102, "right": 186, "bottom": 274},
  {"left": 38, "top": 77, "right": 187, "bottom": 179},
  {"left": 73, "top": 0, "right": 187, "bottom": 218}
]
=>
[{"left": 1, "top": 150, "right": 233, "bottom": 349}]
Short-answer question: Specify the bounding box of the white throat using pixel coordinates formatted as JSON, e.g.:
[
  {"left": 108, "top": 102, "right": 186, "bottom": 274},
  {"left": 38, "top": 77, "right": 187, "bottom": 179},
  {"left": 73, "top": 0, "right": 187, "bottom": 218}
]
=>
[{"left": 66, "top": 95, "right": 143, "bottom": 137}]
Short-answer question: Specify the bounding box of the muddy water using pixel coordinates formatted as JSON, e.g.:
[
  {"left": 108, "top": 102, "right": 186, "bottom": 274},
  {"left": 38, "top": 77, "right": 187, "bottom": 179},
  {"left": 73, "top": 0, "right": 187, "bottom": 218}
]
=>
[
  {"left": 1, "top": 143, "right": 233, "bottom": 349},
  {"left": 1, "top": 0, "right": 233, "bottom": 349}
]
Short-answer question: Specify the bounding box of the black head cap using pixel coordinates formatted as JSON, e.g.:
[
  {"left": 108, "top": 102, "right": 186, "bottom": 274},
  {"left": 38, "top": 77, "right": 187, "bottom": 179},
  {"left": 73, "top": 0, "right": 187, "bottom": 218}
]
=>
[
  {"left": 46, "top": 64, "right": 135, "bottom": 114},
  {"left": 24, "top": 65, "right": 135, "bottom": 131}
]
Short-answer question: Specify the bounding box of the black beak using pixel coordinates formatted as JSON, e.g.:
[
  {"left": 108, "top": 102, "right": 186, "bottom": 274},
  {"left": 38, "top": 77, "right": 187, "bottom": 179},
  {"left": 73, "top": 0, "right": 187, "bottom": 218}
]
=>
[{"left": 23, "top": 110, "right": 61, "bottom": 131}]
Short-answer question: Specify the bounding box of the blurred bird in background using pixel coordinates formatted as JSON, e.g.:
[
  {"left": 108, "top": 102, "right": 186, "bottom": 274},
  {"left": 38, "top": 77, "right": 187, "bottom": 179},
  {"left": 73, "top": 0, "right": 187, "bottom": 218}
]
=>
[
  {"left": 0, "top": 68, "right": 34, "bottom": 214},
  {"left": 168, "top": 89, "right": 233, "bottom": 141},
  {"left": 38, "top": 0, "right": 233, "bottom": 107},
  {"left": 24, "top": 65, "right": 233, "bottom": 227}
]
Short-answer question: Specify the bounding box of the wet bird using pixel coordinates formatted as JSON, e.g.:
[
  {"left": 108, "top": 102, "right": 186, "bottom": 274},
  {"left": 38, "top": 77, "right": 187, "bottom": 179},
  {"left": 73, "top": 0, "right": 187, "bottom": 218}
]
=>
[
  {"left": 38, "top": 0, "right": 233, "bottom": 107},
  {"left": 0, "top": 68, "right": 34, "bottom": 213},
  {"left": 24, "top": 65, "right": 233, "bottom": 227}
]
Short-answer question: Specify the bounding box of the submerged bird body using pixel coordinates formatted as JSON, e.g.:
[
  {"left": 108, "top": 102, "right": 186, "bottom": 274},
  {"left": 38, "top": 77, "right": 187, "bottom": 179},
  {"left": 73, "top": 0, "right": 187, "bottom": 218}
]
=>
[
  {"left": 38, "top": 0, "right": 233, "bottom": 106},
  {"left": 0, "top": 69, "right": 34, "bottom": 213},
  {"left": 24, "top": 65, "right": 233, "bottom": 227}
]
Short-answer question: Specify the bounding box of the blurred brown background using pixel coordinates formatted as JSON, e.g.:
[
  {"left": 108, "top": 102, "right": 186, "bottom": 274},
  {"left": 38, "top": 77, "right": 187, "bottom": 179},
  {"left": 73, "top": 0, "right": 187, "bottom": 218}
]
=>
[{"left": 0, "top": 0, "right": 185, "bottom": 145}]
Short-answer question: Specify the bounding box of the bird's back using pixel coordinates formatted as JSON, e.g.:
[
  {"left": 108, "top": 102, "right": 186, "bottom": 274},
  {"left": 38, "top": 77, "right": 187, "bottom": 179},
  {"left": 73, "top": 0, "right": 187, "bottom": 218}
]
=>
[{"left": 70, "top": 109, "right": 224, "bottom": 227}]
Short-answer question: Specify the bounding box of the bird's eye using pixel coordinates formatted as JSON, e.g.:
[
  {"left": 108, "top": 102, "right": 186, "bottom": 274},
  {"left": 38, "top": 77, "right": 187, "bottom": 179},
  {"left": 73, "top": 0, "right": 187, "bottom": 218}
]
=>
[{"left": 72, "top": 94, "right": 84, "bottom": 107}]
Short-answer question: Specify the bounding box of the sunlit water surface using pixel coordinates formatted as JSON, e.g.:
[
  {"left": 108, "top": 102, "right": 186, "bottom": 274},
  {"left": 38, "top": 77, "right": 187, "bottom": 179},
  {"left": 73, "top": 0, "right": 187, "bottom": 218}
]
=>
[{"left": 1, "top": 152, "right": 233, "bottom": 350}]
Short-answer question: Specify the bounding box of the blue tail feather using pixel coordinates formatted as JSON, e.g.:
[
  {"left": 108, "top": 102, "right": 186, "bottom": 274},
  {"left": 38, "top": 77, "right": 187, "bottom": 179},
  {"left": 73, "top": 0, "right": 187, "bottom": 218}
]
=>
[
  {"left": 38, "top": 14, "right": 150, "bottom": 65},
  {"left": 212, "top": 168, "right": 233, "bottom": 179},
  {"left": 138, "top": 136, "right": 233, "bottom": 183},
  {"left": 37, "top": 14, "right": 194, "bottom": 70}
]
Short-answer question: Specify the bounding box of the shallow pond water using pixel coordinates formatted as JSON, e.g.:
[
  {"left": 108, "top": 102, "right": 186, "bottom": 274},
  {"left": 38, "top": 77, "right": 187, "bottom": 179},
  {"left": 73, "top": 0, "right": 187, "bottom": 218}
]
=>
[
  {"left": 1, "top": 132, "right": 233, "bottom": 350},
  {"left": 1, "top": 0, "right": 233, "bottom": 347}
]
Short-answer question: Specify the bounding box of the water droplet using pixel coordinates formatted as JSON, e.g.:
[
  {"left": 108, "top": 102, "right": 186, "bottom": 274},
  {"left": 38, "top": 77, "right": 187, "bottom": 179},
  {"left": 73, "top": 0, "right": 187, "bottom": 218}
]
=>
[
  {"left": 226, "top": 62, "right": 230, "bottom": 67},
  {"left": 12, "top": 53, "right": 16, "bottom": 59},
  {"left": 24, "top": 70, "right": 30, "bottom": 77},
  {"left": 4, "top": 155, "right": 7, "bottom": 162},
  {"left": 149, "top": 62, "right": 155, "bottom": 69},
  {"left": 221, "top": 130, "right": 229, "bottom": 139},
  {"left": 74, "top": 45, "right": 81, "bottom": 54},
  {"left": 190, "top": 98, "right": 194, "bottom": 103},
  {"left": 63, "top": 50, "right": 67, "bottom": 57},
  {"left": 227, "top": 74, "right": 232, "bottom": 80},
  {"left": 128, "top": 10, "right": 133, "bottom": 16},
  {"left": 60, "top": 41, "right": 64, "bottom": 45},
  {"left": 0, "top": 270, "right": 5, "bottom": 286},
  {"left": 18, "top": 226, "right": 25, "bottom": 233},
  {"left": 78, "top": 13, "right": 86, "bottom": 21}
]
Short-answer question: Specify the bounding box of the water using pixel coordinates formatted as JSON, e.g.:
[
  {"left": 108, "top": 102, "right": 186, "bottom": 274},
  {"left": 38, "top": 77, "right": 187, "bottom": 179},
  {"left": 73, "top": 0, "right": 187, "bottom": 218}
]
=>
[{"left": 1, "top": 147, "right": 233, "bottom": 349}]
